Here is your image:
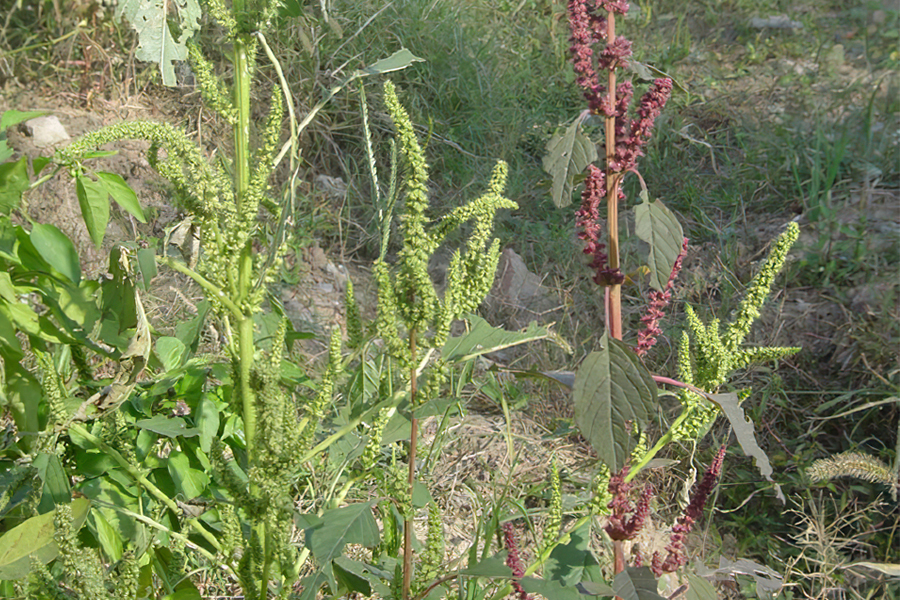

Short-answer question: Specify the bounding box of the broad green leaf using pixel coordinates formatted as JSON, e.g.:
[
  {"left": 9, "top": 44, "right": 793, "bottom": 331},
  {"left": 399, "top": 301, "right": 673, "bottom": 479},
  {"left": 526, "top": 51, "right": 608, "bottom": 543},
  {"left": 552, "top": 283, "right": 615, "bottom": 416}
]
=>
[
  {"left": 4, "top": 362, "right": 41, "bottom": 438},
  {"left": 614, "top": 567, "right": 665, "bottom": 600},
  {"left": 29, "top": 223, "right": 81, "bottom": 283},
  {"left": 57, "top": 283, "right": 100, "bottom": 332},
  {"left": 135, "top": 415, "right": 200, "bottom": 439},
  {"left": 304, "top": 502, "right": 379, "bottom": 565},
  {"left": 5, "top": 301, "right": 40, "bottom": 337},
  {"left": 0, "top": 497, "right": 90, "bottom": 580},
  {"left": 520, "top": 577, "right": 605, "bottom": 600},
  {"left": 634, "top": 194, "right": 684, "bottom": 291},
  {"left": 443, "top": 314, "right": 562, "bottom": 363},
  {"left": 0, "top": 306, "right": 23, "bottom": 359},
  {"left": 684, "top": 574, "right": 717, "bottom": 600},
  {"left": 32, "top": 156, "right": 51, "bottom": 176},
  {"left": 167, "top": 450, "right": 208, "bottom": 499},
  {"left": 710, "top": 393, "right": 784, "bottom": 502},
  {"left": 81, "top": 150, "right": 118, "bottom": 160},
  {"left": 75, "top": 174, "right": 110, "bottom": 249},
  {"left": 542, "top": 119, "right": 597, "bottom": 208},
  {"left": 333, "top": 557, "right": 393, "bottom": 597},
  {"left": 155, "top": 336, "right": 187, "bottom": 371},
  {"left": 92, "top": 510, "right": 123, "bottom": 562},
  {"left": 0, "top": 157, "right": 29, "bottom": 215},
  {"left": 574, "top": 334, "right": 658, "bottom": 471},
  {"left": 460, "top": 555, "right": 513, "bottom": 578},
  {"left": 96, "top": 171, "right": 146, "bottom": 222},
  {"left": 174, "top": 301, "right": 208, "bottom": 354},
  {"left": 161, "top": 586, "right": 203, "bottom": 600},
  {"left": 137, "top": 247, "right": 158, "bottom": 289},
  {"left": 543, "top": 521, "right": 600, "bottom": 586},
  {"left": 195, "top": 396, "right": 219, "bottom": 454},
  {"left": 33, "top": 453, "right": 71, "bottom": 505},
  {"left": 0, "top": 465, "right": 41, "bottom": 520},
  {"left": 0, "top": 272, "right": 16, "bottom": 302},
  {"left": 115, "top": 0, "right": 201, "bottom": 87},
  {"left": 0, "top": 110, "right": 46, "bottom": 131}
]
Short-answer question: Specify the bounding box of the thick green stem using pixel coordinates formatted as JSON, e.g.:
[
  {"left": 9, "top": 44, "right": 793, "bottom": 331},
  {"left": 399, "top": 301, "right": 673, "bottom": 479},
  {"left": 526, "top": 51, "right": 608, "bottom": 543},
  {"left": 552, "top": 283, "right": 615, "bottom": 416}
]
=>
[{"left": 234, "top": 38, "right": 252, "bottom": 209}]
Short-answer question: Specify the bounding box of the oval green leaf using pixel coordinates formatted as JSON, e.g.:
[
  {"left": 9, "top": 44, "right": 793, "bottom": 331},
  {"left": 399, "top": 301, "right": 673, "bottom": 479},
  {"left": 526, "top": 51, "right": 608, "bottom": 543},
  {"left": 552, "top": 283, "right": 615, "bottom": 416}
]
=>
[
  {"left": 0, "top": 498, "right": 90, "bottom": 580},
  {"left": 30, "top": 223, "right": 81, "bottom": 284},
  {"left": 75, "top": 174, "right": 110, "bottom": 249},
  {"left": 96, "top": 171, "right": 146, "bottom": 222},
  {"left": 574, "top": 334, "right": 658, "bottom": 471}
]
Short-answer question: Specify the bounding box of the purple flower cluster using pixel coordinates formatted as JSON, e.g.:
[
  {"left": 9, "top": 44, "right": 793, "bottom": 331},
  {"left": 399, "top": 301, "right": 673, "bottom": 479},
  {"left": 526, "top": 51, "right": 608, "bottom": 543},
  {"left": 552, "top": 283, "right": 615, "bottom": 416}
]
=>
[
  {"left": 635, "top": 237, "right": 689, "bottom": 357},
  {"left": 568, "top": 0, "right": 673, "bottom": 285},
  {"left": 576, "top": 166, "right": 625, "bottom": 285},
  {"left": 503, "top": 522, "right": 531, "bottom": 600},
  {"left": 604, "top": 465, "right": 652, "bottom": 541},
  {"left": 651, "top": 445, "right": 727, "bottom": 574},
  {"left": 612, "top": 78, "right": 673, "bottom": 172}
]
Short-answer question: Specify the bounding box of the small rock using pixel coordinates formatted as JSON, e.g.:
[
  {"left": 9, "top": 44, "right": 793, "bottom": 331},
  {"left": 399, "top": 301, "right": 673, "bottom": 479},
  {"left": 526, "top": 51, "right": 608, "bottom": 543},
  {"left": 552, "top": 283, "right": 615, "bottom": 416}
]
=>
[
  {"left": 308, "top": 245, "right": 328, "bottom": 270},
  {"left": 749, "top": 15, "right": 803, "bottom": 30},
  {"left": 19, "top": 115, "right": 70, "bottom": 148},
  {"left": 316, "top": 282, "right": 334, "bottom": 294}
]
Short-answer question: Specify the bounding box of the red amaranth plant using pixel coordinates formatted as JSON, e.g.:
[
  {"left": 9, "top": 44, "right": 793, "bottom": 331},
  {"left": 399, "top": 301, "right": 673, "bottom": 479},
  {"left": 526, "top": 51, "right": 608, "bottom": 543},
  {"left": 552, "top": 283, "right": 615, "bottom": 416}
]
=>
[
  {"left": 651, "top": 445, "right": 727, "bottom": 575},
  {"left": 567, "top": 0, "right": 673, "bottom": 339},
  {"left": 502, "top": 522, "right": 531, "bottom": 600}
]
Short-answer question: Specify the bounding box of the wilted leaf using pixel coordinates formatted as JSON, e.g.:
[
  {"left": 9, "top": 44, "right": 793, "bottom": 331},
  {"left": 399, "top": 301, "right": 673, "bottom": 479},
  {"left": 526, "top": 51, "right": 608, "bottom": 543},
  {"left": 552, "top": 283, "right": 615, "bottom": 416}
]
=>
[
  {"left": 574, "top": 334, "right": 658, "bottom": 471},
  {"left": 710, "top": 393, "right": 784, "bottom": 502},
  {"left": 543, "top": 119, "right": 597, "bottom": 208},
  {"left": 845, "top": 562, "right": 900, "bottom": 578},
  {"left": 634, "top": 194, "right": 683, "bottom": 291},
  {"left": 0, "top": 498, "right": 90, "bottom": 580},
  {"left": 115, "top": 0, "right": 201, "bottom": 87},
  {"left": 715, "top": 558, "right": 782, "bottom": 596},
  {"left": 357, "top": 48, "right": 425, "bottom": 76}
]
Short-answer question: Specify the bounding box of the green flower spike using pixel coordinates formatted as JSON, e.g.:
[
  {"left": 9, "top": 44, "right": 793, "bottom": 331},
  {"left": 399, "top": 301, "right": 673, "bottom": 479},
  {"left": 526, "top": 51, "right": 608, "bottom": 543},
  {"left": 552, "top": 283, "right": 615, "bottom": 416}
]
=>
[
  {"left": 375, "top": 81, "right": 517, "bottom": 360},
  {"left": 544, "top": 459, "right": 563, "bottom": 550},
  {"left": 673, "top": 222, "right": 801, "bottom": 443}
]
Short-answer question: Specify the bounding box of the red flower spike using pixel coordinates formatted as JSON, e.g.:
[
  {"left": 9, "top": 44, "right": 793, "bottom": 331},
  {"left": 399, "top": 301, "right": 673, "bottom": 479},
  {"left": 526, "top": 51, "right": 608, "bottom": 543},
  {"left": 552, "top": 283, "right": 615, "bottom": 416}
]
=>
[
  {"left": 604, "top": 465, "right": 652, "bottom": 541},
  {"left": 652, "top": 445, "right": 727, "bottom": 575},
  {"left": 636, "top": 237, "right": 689, "bottom": 357},
  {"left": 503, "top": 523, "right": 531, "bottom": 600}
]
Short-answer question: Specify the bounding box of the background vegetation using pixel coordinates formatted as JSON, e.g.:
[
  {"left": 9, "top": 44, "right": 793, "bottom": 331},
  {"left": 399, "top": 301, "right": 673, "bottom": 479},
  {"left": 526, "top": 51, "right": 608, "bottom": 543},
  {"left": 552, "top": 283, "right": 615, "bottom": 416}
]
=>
[{"left": 0, "top": 0, "right": 897, "bottom": 597}]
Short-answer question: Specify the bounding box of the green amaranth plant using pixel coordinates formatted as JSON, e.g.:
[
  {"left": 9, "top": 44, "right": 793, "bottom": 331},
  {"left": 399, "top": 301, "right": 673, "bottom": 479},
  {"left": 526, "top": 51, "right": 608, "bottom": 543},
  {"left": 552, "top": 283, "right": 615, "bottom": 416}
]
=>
[{"left": 0, "top": 1, "right": 427, "bottom": 598}]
